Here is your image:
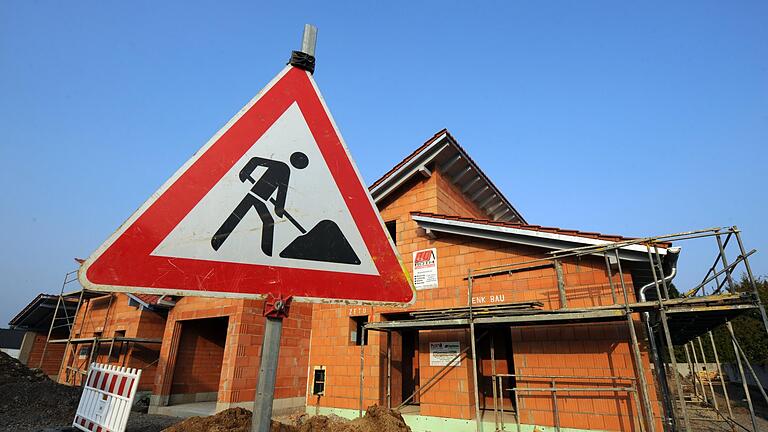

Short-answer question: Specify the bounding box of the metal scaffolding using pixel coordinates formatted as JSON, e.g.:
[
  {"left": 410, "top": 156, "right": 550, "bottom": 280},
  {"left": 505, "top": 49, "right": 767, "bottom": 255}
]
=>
[
  {"left": 37, "top": 276, "right": 163, "bottom": 386},
  {"left": 364, "top": 226, "right": 768, "bottom": 432}
]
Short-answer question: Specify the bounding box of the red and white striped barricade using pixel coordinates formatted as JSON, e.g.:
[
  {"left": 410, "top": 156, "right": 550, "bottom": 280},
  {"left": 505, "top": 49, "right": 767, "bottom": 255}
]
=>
[{"left": 73, "top": 363, "right": 142, "bottom": 432}]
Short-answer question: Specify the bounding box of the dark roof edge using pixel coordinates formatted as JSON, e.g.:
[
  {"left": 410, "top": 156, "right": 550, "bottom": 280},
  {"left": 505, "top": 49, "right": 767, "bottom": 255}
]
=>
[
  {"left": 368, "top": 129, "right": 526, "bottom": 223},
  {"left": 442, "top": 131, "right": 526, "bottom": 224}
]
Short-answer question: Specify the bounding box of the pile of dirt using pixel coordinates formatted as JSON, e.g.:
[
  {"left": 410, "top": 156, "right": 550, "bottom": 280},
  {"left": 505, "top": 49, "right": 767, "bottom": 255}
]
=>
[
  {"left": 340, "top": 405, "right": 412, "bottom": 432},
  {"left": 0, "top": 351, "right": 180, "bottom": 432},
  {"left": 0, "top": 351, "right": 83, "bottom": 432},
  {"left": 162, "top": 405, "right": 411, "bottom": 432},
  {"left": 163, "top": 408, "right": 255, "bottom": 432}
]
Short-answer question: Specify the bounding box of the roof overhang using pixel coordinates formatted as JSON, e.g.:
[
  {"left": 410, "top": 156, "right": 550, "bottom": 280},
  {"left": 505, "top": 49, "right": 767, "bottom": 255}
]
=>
[
  {"left": 412, "top": 213, "right": 665, "bottom": 262},
  {"left": 369, "top": 130, "right": 525, "bottom": 223},
  {"left": 8, "top": 294, "right": 78, "bottom": 331}
]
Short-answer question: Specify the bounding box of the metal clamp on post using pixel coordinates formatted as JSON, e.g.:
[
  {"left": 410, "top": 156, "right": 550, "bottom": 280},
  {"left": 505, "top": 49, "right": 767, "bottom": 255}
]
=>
[
  {"left": 289, "top": 51, "right": 315, "bottom": 74},
  {"left": 264, "top": 293, "right": 292, "bottom": 318},
  {"left": 288, "top": 24, "right": 317, "bottom": 74}
]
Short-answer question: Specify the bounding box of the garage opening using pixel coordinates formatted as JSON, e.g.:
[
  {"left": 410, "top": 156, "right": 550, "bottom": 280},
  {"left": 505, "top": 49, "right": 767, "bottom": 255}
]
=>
[{"left": 170, "top": 316, "right": 229, "bottom": 405}]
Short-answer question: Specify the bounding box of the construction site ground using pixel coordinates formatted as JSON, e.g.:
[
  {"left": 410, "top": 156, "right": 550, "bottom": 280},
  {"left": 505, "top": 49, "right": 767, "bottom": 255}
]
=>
[
  {"left": 0, "top": 351, "right": 411, "bottom": 432},
  {"left": 684, "top": 382, "right": 768, "bottom": 431},
  {"left": 0, "top": 352, "right": 179, "bottom": 432},
  {"left": 164, "top": 405, "right": 411, "bottom": 432},
  {"left": 4, "top": 350, "right": 767, "bottom": 432}
]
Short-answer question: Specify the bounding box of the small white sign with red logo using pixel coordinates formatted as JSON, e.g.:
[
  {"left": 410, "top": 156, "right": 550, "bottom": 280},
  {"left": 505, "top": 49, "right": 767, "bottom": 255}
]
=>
[
  {"left": 73, "top": 363, "right": 142, "bottom": 432},
  {"left": 413, "top": 248, "right": 438, "bottom": 290}
]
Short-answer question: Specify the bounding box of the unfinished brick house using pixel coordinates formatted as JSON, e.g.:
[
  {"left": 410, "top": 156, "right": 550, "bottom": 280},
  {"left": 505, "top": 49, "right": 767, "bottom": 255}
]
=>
[
  {"left": 8, "top": 293, "right": 77, "bottom": 378},
  {"left": 305, "top": 129, "right": 670, "bottom": 431},
  {"left": 17, "top": 290, "right": 313, "bottom": 415},
  {"left": 13, "top": 129, "right": 765, "bottom": 431}
]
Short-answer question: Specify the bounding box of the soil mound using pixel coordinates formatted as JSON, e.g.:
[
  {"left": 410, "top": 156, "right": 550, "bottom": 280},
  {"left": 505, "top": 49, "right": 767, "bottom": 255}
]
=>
[
  {"left": 344, "top": 405, "right": 411, "bottom": 432},
  {"left": 162, "top": 405, "right": 411, "bottom": 432},
  {"left": 0, "top": 351, "right": 82, "bottom": 432},
  {"left": 162, "top": 407, "right": 249, "bottom": 432},
  {"left": 0, "top": 349, "right": 48, "bottom": 384}
]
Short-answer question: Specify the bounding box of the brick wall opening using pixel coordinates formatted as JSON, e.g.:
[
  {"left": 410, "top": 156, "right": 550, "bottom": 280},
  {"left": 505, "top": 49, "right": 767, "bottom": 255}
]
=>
[
  {"left": 169, "top": 316, "right": 228, "bottom": 404},
  {"left": 401, "top": 329, "right": 420, "bottom": 405},
  {"left": 477, "top": 327, "right": 516, "bottom": 411}
]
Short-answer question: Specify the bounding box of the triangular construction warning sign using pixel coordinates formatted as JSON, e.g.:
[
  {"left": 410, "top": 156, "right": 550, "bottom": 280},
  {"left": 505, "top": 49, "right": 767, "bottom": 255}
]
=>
[{"left": 79, "top": 66, "right": 414, "bottom": 305}]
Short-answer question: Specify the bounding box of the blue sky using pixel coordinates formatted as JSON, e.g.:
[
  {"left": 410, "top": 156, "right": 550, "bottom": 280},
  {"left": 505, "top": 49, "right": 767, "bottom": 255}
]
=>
[{"left": 1, "top": 2, "right": 766, "bottom": 323}]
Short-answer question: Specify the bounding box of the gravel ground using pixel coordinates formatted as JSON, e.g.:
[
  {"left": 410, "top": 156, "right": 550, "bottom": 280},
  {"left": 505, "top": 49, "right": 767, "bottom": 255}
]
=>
[
  {"left": 37, "top": 413, "right": 181, "bottom": 432},
  {"left": 0, "top": 351, "right": 179, "bottom": 432},
  {"left": 672, "top": 371, "right": 768, "bottom": 431}
]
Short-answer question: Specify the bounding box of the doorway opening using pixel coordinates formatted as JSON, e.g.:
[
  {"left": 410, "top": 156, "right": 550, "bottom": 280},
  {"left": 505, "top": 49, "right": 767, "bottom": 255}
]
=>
[
  {"left": 169, "top": 316, "right": 229, "bottom": 405},
  {"left": 477, "top": 327, "right": 515, "bottom": 411},
  {"left": 401, "top": 329, "right": 420, "bottom": 406}
]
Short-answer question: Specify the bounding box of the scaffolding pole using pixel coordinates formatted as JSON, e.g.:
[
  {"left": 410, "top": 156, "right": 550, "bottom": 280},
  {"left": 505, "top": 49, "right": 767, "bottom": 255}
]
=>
[
  {"left": 614, "top": 249, "right": 655, "bottom": 432},
  {"left": 467, "top": 270, "right": 482, "bottom": 432},
  {"left": 733, "top": 227, "right": 768, "bottom": 336},
  {"left": 690, "top": 341, "right": 707, "bottom": 404},
  {"left": 58, "top": 290, "right": 87, "bottom": 384},
  {"left": 708, "top": 330, "right": 733, "bottom": 419},
  {"left": 696, "top": 336, "right": 718, "bottom": 411},
  {"left": 683, "top": 344, "right": 699, "bottom": 402},
  {"left": 490, "top": 333, "right": 499, "bottom": 431},
  {"left": 39, "top": 270, "right": 79, "bottom": 370},
  {"left": 386, "top": 331, "right": 392, "bottom": 409},
  {"left": 647, "top": 245, "right": 691, "bottom": 431},
  {"left": 729, "top": 327, "right": 768, "bottom": 406},
  {"left": 358, "top": 337, "right": 364, "bottom": 417},
  {"left": 726, "top": 322, "right": 758, "bottom": 432}
]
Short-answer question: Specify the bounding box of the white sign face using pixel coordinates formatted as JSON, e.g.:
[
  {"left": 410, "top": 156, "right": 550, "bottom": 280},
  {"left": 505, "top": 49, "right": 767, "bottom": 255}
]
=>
[
  {"left": 412, "top": 248, "right": 438, "bottom": 290},
  {"left": 430, "top": 341, "right": 461, "bottom": 366},
  {"left": 152, "top": 103, "right": 378, "bottom": 276}
]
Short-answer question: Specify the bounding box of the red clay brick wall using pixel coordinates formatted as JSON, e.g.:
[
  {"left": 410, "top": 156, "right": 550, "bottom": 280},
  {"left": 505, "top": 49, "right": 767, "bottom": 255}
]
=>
[
  {"left": 171, "top": 317, "right": 228, "bottom": 395},
  {"left": 307, "top": 162, "right": 664, "bottom": 430},
  {"left": 305, "top": 305, "right": 384, "bottom": 410},
  {"left": 154, "top": 296, "right": 238, "bottom": 402},
  {"left": 25, "top": 331, "right": 66, "bottom": 376},
  {"left": 378, "top": 175, "right": 438, "bottom": 223},
  {"left": 417, "top": 330, "right": 475, "bottom": 419},
  {"left": 434, "top": 169, "right": 488, "bottom": 219},
  {"left": 57, "top": 294, "right": 165, "bottom": 390},
  {"left": 153, "top": 296, "right": 312, "bottom": 406},
  {"left": 512, "top": 322, "right": 662, "bottom": 431}
]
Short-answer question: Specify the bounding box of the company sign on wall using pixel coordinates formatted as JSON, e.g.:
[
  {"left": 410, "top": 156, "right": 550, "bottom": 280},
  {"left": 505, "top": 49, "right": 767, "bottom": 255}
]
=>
[
  {"left": 429, "top": 342, "right": 461, "bottom": 366},
  {"left": 413, "top": 248, "right": 438, "bottom": 290}
]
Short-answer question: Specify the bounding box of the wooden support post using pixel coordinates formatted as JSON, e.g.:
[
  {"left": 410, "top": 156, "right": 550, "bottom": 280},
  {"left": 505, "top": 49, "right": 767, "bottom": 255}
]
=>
[
  {"left": 468, "top": 270, "right": 482, "bottom": 432},
  {"left": 708, "top": 331, "right": 733, "bottom": 418},
  {"left": 727, "top": 321, "right": 759, "bottom": 432},
  {"left": 647, "top": 246, "right": 691, "bottom": 431},
  {"left": 690, "top": 341, "right": 707, "bottom": 403},
  {"left": 616, "top": 249, "right": 655, "bottom": 432},
  {"left": 386, "top": 331, "right": 392, "bottom": 409},
  {"left": 696, "top": 337, "right": 718, "bottom": 411},
  {"left": 554, "top": 259, "right": 567, "bottom": 309},
  {"left": 733, "top": 227, "right": 768, "bottom": 336},
  {"left": 491, "top": 333, "right": 499, "bottom": 430}
]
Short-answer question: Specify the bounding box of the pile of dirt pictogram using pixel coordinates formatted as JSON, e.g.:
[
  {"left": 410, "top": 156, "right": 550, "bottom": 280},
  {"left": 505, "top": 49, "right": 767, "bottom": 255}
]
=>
[
  {"left": 0, "top": 351, "right": 82, "bottom": 431},
  {"left": 162, "top": 405, "right": 412, "bottom": 432}
]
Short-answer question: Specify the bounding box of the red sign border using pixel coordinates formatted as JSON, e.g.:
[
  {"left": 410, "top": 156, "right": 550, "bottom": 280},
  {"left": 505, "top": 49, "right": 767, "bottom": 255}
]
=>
[{"left": 79, "top": 66, "right": 415, "bottom": 305}]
